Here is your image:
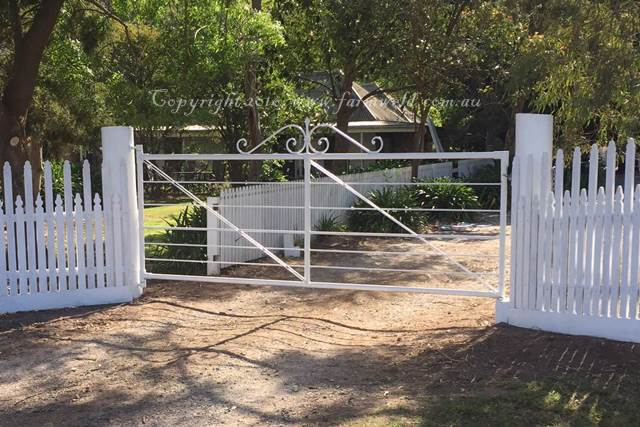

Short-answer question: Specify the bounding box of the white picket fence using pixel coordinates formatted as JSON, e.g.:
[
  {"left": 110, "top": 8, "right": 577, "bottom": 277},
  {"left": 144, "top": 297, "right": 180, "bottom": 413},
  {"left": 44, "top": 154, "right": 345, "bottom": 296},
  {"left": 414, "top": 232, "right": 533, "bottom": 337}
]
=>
[
  {"left": 0, "top": 160, "right": 140, "bottom": 313},
  {"left": 210, "top": 160, "right": 492, "bottom": 268},
  {"left": 502, "top": 139, "right": 640, "bottom": 342}
]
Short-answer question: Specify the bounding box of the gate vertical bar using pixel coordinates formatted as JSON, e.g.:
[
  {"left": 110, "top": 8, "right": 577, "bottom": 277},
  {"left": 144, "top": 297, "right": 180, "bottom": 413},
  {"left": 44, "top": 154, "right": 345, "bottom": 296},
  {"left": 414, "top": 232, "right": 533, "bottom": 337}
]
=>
[
  {"left": 135, "top": 145, "right": 146, "bottom": 286},
  {"left": 498, "top": 152, "right": 509, "bottom": 298},
  {"left": 304, "top": 155, "right": 311, "bottom": 285}
]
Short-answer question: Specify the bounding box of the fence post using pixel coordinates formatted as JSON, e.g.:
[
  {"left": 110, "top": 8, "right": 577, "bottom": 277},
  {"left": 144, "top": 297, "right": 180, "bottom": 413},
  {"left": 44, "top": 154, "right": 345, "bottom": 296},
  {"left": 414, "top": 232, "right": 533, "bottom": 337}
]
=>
[
  {"left": 497, "top": 113, "right": 553, "bottom": 322},
  {"left": 514, "top": 113, "right": 553, "bottom": 199},
  {"left": 207, "top": 196, "right": 220, "bottom": 275},
  {"left": 101, "top": 126, "right": 142, "bottom": 296}
]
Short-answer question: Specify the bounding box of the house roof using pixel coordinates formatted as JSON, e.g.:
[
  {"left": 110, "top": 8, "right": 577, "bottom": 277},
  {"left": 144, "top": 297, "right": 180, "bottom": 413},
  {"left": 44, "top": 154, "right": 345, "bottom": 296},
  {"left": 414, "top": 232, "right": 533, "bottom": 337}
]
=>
[
  {"left": 299, "top": 73, "right": 416, "bottom": 126},
  {"left": 346, "top": 120, "right": 417, "bottom": 133},
  {"left": 350, "top": 82, "right": 415, "bottom": 123}
]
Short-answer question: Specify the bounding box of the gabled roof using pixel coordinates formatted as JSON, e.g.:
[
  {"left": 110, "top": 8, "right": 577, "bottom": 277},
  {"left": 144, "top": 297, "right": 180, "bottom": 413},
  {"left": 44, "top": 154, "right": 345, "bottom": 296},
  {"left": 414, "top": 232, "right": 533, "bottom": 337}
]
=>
[
  {"left": 299, "top": 73, "right": 416, "bottom": 124},
  {"left": 350, "top": 82, "right": 415, "bottom": 123}
]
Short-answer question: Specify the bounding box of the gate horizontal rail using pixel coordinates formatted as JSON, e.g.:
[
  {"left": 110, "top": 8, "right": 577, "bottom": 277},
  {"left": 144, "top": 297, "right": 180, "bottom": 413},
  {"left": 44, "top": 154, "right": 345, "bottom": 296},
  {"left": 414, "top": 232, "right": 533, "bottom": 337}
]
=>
[
  {"left": 141, "top": 151, "right": 507, "bottom": 161},
  {"left": 145, "top": 272, "right": 502, "bottom": 298}
]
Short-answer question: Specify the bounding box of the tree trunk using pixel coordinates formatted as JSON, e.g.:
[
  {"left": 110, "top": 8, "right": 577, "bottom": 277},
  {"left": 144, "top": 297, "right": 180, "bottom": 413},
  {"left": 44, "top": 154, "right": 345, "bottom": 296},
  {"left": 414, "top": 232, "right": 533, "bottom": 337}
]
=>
[
  {"left": 0, "top": 0, "right": 64, "bottom": 198},
  {"left": 410, "top": 114, "right": 428, "bottom": 179},
  {"left": 246, "top": 0, "right": 262, "bottom": 181},
  {"left": 332, "top": 63, "right": 356, "bottom": 173},
  {"left": 505, "top": 96, "right": 527, "bottom": 154}
]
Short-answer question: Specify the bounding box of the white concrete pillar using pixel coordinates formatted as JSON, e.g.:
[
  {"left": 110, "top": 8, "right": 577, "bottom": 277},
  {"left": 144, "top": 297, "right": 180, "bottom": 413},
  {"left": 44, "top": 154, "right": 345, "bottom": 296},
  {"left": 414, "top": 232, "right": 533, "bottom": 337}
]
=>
[
  {"left": 515, "top": 113, "right": 553, "bottom": 199},
  {"left": 101, "top": 126, "right": 142, "bottom": 291}
]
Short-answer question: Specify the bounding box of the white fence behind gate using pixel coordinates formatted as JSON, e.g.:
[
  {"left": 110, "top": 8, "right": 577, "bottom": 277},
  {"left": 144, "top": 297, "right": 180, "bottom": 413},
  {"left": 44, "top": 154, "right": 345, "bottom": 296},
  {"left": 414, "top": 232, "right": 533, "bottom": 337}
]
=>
[
  {"left": 499, "top": 139, "right": 640, "bottom": 342},
  {"left": 0, "top": 131, "right": 142, "bottom": 314},
  {"left": 210, "top": 160, "right": 495, "bottom": 268}
]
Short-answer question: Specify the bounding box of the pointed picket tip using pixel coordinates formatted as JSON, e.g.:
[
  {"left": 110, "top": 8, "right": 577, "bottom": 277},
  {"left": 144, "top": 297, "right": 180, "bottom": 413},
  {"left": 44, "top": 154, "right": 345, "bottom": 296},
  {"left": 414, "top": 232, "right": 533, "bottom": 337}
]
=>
[
  {"left": 93, "top": 193, "right": 102, "bottom": 209},
  {"left": 35, "top": 194, "right": 44, "bottom": 208},
  {"left": 579, "top": 188, "right": 589, "bottom": 205},
  {"left": 54, "top": 194, "right": 64, "bottom": 206},
  {"left": 556, "top": 148, "right": 564, "bottom": 159},
  {"left": 615, "top": 185, "right": 624, "bottom": 198},
  {"left": 15, "top": 195, "right": 23, "bottom": 207},
  {"left": 614, "top": 187, "right": 624, "bottom": 214}
]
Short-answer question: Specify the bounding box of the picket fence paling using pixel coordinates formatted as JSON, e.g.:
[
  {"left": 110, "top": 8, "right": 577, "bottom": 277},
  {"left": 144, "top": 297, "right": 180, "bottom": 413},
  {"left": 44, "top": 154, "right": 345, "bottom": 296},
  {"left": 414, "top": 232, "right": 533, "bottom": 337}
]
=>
[
  {"left": 512, "top": 139, "right": 640, "bottom": 320},
  {"left": 0, "top": 160, "right": 132, "bottom": 302}
]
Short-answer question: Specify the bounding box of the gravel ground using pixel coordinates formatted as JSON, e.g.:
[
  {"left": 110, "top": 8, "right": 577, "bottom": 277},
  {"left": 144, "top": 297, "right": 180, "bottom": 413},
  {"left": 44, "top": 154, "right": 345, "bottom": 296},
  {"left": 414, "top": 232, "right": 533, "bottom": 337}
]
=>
[{"left": 1, "top": 230, "right": 638, "bottom": 426}]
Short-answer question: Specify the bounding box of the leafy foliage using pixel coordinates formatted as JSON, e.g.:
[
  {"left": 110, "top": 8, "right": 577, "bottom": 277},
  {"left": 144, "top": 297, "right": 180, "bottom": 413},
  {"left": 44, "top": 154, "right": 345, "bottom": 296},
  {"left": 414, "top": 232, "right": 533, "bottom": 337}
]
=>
[
  {"left": 415, "top": 177, "right": 479, "bottom": 222},
  {"left": 2, "top": 0, "right": 639, "bottom": 171},
  {"left": 260, "top": 160, "right": 289, "bottom": 182},
  {"left": 348, "top": 187, "right": 425, "bottom": 233},
  {"left": 49, "top": 160, "right": 83, "bottom": 197},
  {"left": 508, "top": 1, "right": 640, "bottom": 148},
  {"left": 465, "top": 163, "right": 501, "bottom": 210},
  {"left": 341, "top": 160, "right": 411, "bottom": 175},
  {"left": 148, "top": 205, "right": 207, "bottom": 275},
  {"left": 314, "top": 213, "right": 347, "bottom": 233}
]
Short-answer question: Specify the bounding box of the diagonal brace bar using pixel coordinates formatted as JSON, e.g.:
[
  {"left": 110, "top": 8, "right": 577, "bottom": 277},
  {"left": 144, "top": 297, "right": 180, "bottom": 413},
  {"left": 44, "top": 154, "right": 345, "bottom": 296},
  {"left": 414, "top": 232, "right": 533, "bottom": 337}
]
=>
[
  {"left": 310, "top": 160, "right": 491, "bottom": 289},
  {"left": 143, "top": 160, "right": 305, "bottom": 281}
]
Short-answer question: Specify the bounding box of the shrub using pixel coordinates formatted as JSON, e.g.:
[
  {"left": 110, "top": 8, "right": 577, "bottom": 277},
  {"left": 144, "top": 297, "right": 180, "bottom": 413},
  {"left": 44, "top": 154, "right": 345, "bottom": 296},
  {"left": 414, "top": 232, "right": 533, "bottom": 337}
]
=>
[
  {"left": 260, "top": 159, "right": 289, "bottom": 182},
  {"left": 348, "top": 187, "right": 425, "bottom": 233},
  {"left": 342, "top": 159, "right": 410, "bottom": 175},
  {"left": 50, "top": 160, "right": 83, "bottom": 196},
  {"left": 466, "top": 163, "right": 501, "bottom": 210},
  {"left": 314, "top": 213, "right": 347, "bottom": 232},
  {"left": 147, "top": 205, "right": 207, "bottom": 274},
  {"left": 415, "top": 177, "right": 479, "bottom": 222}
]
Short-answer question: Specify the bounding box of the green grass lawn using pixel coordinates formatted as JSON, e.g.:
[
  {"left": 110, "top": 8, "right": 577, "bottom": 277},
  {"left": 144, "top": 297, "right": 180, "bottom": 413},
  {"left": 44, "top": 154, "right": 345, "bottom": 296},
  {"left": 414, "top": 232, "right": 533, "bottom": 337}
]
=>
[
  {"left": 143, "top": 202, "right": 191, "bottom": 240},
  {"left": 341, "top": 376, "right": 639, "bottom": 427},
  {"left": 143, "top": 201, "right": 206, "bottom": 273}
]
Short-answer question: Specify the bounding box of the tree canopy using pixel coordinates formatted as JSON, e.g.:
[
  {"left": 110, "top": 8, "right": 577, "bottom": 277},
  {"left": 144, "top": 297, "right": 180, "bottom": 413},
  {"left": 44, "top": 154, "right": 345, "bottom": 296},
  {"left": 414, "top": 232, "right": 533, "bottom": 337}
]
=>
[{"left": 0, "top": 0, "right": 638, "bottom": 171}]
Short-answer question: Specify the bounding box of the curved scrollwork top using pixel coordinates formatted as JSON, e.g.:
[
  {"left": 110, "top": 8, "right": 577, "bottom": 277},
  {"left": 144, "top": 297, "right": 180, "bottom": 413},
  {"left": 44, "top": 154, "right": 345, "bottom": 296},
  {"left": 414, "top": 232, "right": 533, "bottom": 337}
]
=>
[
  {"left": 308, "top": 136, "right": 330, "bottom": 153},
  {"left": 236, "top": 124, "right": 306, "bottom": 154},
  {"left": 369, "top": 136, "right": 384, "bottom": 153},
  {"left": 235, "top": 138, "right": 250, "bottom": 154},
  {"left": 285, "top": 136, "right": 305, "bottom": 154},
  {"left": 236, "top": 119, "right": 383, "bottom": 154}
]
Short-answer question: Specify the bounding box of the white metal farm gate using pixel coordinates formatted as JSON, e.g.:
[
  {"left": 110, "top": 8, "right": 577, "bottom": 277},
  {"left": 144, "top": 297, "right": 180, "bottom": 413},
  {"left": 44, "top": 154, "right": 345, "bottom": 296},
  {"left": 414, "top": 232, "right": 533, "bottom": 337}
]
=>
[{"left": 137, "top": 120, "right": 509, "bottom": 298}]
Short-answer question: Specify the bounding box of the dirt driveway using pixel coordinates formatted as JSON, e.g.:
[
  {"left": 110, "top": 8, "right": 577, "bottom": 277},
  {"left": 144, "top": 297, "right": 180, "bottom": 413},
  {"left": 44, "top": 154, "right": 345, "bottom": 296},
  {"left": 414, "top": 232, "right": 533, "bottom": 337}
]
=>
[{"left": 1, "top": 232, "right": 640, "bottom": 426}]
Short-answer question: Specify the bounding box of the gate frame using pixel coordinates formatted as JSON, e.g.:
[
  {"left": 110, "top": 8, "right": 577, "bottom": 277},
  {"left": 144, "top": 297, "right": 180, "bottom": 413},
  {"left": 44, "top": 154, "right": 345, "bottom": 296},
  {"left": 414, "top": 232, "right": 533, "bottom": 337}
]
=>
[{"left": 137, "top": 120, "right": 509, "bottom": 299}]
